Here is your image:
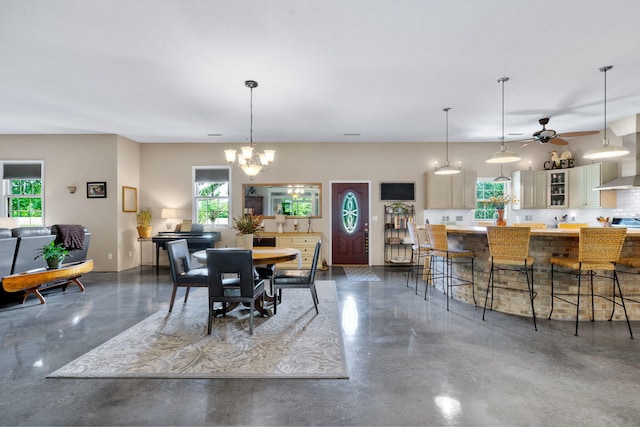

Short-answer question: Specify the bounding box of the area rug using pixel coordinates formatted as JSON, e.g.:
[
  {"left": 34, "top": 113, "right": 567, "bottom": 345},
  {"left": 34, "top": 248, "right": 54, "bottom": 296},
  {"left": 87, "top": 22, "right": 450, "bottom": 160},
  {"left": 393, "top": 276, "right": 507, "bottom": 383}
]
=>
[
  {"left": 48, "top": 281, "right": 348, "bottom": 379},
  {"left": 343, "top": 266, "right": 381, "bottom": 282}
]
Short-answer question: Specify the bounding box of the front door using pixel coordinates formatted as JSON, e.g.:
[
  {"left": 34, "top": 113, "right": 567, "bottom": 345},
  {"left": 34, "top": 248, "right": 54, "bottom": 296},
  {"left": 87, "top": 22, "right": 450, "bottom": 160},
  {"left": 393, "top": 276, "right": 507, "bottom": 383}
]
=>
[{"left": 331, "top": 182, "right": 369, "bottom": 265}]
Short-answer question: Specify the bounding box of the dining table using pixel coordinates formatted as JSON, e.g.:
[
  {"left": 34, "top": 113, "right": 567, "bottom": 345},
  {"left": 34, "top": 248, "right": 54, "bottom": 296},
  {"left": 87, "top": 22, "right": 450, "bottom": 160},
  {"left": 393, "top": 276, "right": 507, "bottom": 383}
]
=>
[{"left": 192, "top": 247, "right": 301, "bottom": 316}]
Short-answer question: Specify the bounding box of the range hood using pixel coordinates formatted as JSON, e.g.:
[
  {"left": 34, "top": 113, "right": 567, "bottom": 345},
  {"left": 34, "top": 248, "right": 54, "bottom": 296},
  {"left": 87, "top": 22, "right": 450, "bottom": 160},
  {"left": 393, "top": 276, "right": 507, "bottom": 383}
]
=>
[{"left": 594, "top": 125, "right": 639, "bottom": 191}]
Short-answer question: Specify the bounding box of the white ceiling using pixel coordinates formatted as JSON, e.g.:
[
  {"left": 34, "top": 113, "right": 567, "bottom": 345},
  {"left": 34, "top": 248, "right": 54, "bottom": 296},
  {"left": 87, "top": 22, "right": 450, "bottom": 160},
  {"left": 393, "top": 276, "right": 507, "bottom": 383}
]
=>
[{"left": 2, "top": 0, "right": 640, "bottom": 145}]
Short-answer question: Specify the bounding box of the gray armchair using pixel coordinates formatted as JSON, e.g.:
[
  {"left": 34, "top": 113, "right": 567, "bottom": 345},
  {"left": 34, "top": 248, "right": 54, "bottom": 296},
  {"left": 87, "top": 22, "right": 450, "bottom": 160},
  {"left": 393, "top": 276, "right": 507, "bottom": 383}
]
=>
[{"left": 166, "top": 239, "right": 208, "bottom": 312}]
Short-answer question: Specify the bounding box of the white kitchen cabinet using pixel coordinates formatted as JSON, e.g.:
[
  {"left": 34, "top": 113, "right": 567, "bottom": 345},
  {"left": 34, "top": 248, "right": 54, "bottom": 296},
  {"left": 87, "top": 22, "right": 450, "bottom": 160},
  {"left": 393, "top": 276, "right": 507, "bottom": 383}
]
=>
[
  {"left": 569, "top": 163, "right": 617, "bottom": 208},
  {"left": 547, "top": 170, "right": 569, "bottom": 208},
  {"left": 424, "top": 170, "right": 477, "bottom": 209},
  {"left": 512, "top": 170, "right": 547, "bottom": 209}
]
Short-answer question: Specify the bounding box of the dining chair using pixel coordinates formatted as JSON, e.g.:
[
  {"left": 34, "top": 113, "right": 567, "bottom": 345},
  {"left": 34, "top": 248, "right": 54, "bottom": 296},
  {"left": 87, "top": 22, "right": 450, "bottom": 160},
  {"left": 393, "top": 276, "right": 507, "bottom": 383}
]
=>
[
  {"left": 166, "top": 239, "right": 208, "bottom": 312},
  {"left": 483, "top": 226, "right": 537, "bottom": 330},
  {"left": 406, "top": 222, "right": 430, "bottom": 295},
  {"left": 206, "top": 248, "right": 265, "bottom": 335},
  {"left": 253, "top": 235, "right": 277, "bottom": 292},
  {"left": 272, "top": 240, "right": 321, "bottom": 315},
  {"left": 424, "top": 224, "right": 475, "bottom": 310},
  {"left": 549, "top": 227, "right": 631, "bottom": 337}
]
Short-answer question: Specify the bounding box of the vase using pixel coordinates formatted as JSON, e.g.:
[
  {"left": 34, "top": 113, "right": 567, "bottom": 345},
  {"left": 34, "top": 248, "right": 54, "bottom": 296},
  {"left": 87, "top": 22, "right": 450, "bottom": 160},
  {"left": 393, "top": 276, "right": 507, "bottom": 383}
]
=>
[
  {"left": 494, "top": 209, "right": 507, "bottom": 226},
  {"left": 242, "top": 233, "right": 254, "bottom": 250}
]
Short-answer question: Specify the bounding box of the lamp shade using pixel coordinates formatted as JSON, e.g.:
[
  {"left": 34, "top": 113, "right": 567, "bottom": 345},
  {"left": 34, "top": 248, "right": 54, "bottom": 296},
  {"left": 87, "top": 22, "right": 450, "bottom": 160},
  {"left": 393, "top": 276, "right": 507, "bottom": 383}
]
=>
[
  {"left": 583, "top": 139, "right": 629, "bottom": 159},
  {"left": 161, "top": 208, "right": 177, "bottom": 219}
]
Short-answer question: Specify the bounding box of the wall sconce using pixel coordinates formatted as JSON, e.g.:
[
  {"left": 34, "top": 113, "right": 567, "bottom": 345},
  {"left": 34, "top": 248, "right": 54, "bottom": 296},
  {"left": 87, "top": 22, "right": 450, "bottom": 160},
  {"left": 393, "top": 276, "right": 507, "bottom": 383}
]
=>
[
  {"left": 161, "top": 208, "right": 177, "bottom": 230},
  {"left": 67, "top": 186, "right": 77, "bottom": 194}
]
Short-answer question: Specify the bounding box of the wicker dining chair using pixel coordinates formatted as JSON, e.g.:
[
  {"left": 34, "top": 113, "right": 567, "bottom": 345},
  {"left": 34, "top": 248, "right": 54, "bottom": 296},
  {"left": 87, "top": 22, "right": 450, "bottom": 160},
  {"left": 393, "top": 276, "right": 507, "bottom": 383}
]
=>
[
  {"left": 549, "top": 227, "right": 632, "bottom": 337},
  {"left": 483, "top": 226, "right": 537, "bottom": 330},
  {"left": 424, "top": 224, "right": 475, "bottom": 310}
]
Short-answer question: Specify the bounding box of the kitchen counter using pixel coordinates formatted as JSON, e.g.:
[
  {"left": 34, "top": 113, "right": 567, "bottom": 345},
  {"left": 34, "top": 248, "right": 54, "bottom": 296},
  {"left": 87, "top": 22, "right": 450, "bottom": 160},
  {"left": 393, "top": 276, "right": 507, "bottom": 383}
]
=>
[{"left": 428, "top": 225, "right": 640, "bottom": 321}]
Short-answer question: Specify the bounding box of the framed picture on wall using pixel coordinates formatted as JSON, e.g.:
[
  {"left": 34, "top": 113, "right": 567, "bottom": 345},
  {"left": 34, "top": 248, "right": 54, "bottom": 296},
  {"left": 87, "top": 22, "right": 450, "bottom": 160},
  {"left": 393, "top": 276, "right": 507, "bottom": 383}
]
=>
[{"left": 87, "top": 182, "right": 107, "bottom": 198}]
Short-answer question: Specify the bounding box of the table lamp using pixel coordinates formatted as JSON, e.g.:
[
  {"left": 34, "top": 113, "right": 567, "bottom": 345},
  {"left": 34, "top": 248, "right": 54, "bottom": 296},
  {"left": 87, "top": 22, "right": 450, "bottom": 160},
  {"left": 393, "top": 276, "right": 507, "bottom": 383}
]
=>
[{"left": 161, "top": 208, "right": 177, "bottom": 230}]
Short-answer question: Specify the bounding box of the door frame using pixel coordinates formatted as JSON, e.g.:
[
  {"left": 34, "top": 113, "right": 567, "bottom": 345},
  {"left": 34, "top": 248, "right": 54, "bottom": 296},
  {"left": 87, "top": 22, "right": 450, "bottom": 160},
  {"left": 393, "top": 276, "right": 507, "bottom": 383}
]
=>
[{"left": 329, "top": 180, "right": 372, "bottom": 266}]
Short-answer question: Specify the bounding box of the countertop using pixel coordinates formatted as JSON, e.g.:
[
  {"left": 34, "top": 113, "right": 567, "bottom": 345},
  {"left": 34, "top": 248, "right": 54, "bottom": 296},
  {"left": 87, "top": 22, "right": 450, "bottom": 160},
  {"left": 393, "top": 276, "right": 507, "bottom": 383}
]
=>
[{"left": 443, "top": 225, "right": 640, "bottom": 237}]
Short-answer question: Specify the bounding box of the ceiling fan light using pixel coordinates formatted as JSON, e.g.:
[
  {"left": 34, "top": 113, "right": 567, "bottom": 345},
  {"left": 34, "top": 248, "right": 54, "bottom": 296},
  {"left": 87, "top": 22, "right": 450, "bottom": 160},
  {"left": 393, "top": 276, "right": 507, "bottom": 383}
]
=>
[{"left": 583, "top": 139, "right": 629, "bottom": 159}]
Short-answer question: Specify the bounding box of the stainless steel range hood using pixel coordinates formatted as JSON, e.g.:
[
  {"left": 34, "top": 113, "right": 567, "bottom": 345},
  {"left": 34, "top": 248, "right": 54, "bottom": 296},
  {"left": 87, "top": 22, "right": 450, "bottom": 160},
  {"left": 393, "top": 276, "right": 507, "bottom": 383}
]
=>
[{"left": 594, "top": 120, "right": 639, "bottom": 191}]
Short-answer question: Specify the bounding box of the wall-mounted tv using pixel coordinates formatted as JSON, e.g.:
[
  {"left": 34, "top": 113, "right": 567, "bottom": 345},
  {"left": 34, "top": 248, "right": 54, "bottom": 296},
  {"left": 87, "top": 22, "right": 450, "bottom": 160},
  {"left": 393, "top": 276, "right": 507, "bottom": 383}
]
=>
[{"left": 380, "top": 182, "right": 415, "bottom": 201}]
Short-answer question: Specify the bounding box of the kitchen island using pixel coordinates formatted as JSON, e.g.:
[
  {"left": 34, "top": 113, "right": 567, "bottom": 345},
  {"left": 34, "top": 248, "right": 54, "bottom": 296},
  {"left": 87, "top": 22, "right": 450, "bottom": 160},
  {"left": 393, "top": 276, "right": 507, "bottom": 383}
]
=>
[{"left": 434, "top": 226, "right": 640, "bottom": 321}]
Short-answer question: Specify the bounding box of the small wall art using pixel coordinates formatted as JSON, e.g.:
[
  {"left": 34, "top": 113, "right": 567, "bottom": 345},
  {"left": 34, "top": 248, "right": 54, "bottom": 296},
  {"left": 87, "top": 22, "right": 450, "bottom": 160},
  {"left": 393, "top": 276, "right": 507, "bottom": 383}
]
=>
[{"left": 87, "top": 181, "right": 107, "bottom": 198}]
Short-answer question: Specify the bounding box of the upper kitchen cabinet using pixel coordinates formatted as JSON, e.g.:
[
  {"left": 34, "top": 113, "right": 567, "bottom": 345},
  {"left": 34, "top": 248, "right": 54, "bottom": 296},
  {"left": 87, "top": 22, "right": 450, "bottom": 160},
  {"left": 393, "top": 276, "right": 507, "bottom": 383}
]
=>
[
  {"left": 424, "top": 170, "right": 477, "bottom": 209},
  {"left": 569, "top": 163, "right": 617, "bottom": 208},
  {"left": 512, "top": 170, "right": 547, "bottom": 209}
]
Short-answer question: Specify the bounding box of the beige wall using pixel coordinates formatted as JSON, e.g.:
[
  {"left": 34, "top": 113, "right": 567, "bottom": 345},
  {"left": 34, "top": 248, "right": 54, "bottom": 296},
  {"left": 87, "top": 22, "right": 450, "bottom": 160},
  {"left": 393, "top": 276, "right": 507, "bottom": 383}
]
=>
[{"left": 1, "top": 130, "right": 633, "bottom": 270}]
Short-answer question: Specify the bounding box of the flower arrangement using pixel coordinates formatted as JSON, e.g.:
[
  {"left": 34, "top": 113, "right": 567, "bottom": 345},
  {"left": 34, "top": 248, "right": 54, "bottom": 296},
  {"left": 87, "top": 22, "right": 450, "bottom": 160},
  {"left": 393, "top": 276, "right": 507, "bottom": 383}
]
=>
[
  {"left": 486, "top": 194, "right": 518, "bottom": 210},
  {"left": 232, "top": 214, "right": 263, "bottom": 235}
]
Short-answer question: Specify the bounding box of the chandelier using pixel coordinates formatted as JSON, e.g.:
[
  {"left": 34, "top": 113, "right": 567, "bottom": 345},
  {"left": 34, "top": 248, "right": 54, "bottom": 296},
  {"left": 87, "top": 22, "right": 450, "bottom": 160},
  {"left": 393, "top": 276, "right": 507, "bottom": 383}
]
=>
[{"left": 224, "top": 80, "right": 275, "bottom": 177}]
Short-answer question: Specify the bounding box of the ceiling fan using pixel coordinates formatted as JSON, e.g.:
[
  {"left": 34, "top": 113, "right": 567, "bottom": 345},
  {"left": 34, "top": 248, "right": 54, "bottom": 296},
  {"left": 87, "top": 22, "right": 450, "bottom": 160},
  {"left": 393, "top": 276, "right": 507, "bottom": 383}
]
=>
[{"left": 516, "top": 118, "right": 598, "bottom": 147}]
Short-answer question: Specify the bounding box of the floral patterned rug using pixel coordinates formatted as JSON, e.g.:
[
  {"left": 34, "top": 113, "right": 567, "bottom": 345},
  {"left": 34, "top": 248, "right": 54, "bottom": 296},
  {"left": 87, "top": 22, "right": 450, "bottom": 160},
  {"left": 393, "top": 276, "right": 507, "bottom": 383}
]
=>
[{"left": 48, "top": 281, "right": 347, "bottom": 379}]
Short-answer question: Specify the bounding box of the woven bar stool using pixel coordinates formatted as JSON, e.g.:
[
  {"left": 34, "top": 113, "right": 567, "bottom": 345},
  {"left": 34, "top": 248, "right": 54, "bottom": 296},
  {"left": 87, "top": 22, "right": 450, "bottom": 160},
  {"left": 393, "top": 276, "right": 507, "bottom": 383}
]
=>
[
  {"left": 483, "top": 226, "right": 537, "bottom": 330},
  {"left": 513, "top": 223, "right": 547, "bottom": 229},
  {"left": 549, "top": 227, "right": 632, "bottom": 337},
  {"left": 612, "top": 256, "right": 640, "bottom": 332},
  {"left": 424, "top": 224, "right": 475, "bottom": 310},
  {"left": 406, "top": 222, "right": 431, "bottom": 295}
]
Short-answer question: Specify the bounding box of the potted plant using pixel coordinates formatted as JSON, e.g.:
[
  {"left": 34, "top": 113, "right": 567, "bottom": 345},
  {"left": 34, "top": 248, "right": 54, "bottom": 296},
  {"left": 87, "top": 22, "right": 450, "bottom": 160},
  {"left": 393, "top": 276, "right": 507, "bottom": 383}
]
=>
[
  {"left": 136, "top": 208, "right": 153, "bottom": 238},
  {"left": 35, "top": 240, "right": 70, "bottom": 269},
  {"left": 232, "top": 214, "right": 263, "bottom": 249}
]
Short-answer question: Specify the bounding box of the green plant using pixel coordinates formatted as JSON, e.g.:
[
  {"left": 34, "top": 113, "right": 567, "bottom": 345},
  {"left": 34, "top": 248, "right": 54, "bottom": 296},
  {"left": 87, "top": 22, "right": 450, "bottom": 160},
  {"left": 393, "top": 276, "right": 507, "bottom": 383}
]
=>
[
  {"left": 34, "top": 240, "right": 70, "bottom": 262},
  {"left": 232, "top": 214, "right": 263, "bottom": 234},
  {"left": 136, "top": 208, "right": 153, "bottom": 227}
]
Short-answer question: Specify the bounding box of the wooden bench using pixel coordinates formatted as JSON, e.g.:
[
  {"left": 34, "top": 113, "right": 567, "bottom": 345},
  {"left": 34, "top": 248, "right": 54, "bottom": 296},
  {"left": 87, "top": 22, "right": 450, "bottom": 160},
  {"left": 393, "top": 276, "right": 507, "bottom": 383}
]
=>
[{"left": 2, "top": 260, "right": 93, "bottom": 304}]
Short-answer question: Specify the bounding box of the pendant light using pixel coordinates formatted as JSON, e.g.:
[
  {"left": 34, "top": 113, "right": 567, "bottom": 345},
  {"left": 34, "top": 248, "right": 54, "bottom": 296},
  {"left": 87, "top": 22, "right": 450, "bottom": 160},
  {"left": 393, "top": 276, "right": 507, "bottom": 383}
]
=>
[
  {"left": 224, "top": 80, "right": 276, "bottom": 177},
  {"left": 493, "top": 164, "right": 511, "bottom": 182},
  {"left": 434, "top": 107, "right": 460, "bottom": 175},
  {"left": 583, "top": 66, "right": 629, "bottom": 160},
  {"left": 486, "top": 77, "right": 521, "bottom": 164}
]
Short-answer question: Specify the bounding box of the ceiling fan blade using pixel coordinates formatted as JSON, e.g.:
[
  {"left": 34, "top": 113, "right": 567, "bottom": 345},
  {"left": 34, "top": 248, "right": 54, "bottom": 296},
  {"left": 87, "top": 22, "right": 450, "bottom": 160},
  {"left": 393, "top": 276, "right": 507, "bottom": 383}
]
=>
[
  {"left": 519, "top": 140, "right": 536, "bottom": 148},
  {"left": 557, "top": 130, "right": 599, "bottom": 138},
  {"left": 550, "top": 137, "right": 569, "bottom": 145}
]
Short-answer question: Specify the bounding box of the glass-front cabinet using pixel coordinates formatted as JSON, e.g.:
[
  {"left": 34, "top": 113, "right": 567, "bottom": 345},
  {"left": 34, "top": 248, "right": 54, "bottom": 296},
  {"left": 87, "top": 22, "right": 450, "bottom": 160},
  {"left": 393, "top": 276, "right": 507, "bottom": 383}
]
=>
[{"left": 547, "top": 170, "right": 568, "bottom": 208}]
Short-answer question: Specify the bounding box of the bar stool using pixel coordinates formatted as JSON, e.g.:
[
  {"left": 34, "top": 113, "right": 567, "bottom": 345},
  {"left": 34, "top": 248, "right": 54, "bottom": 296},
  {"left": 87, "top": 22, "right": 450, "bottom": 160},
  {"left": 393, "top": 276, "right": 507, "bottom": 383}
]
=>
[
  {"left": 549, "top": 227, "right": 632, "bottom": 337},
  {"left": 612, "top": 256, "right": 640, "bottom": 334},
  {"left": 483, "top": 226, "right": 537, "bottom": 330},
  {"left": 406, "top": 222, "right": 430, "bottom": 295},
  {"left": 424, "top": 224, "right": 475, "bottom": 310},
  {"left": 557, "top": 223, "right": 588, "bottom": 229}
]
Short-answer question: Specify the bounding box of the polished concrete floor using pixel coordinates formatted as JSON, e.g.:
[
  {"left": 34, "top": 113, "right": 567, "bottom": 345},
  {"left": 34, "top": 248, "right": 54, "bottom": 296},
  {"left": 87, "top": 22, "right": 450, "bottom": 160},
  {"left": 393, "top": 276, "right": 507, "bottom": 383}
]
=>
[{"left": 1, "top": 265, "right": 639, "bottom": 426}]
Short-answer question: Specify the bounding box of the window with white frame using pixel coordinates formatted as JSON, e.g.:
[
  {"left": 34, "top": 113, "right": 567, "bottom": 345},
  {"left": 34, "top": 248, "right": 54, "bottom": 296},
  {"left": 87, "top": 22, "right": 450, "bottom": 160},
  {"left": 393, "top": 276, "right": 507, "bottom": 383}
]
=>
[
  {"left": 194, "top": 167, "right": 230, "bottom": 226},
  {"left": 474, "top": 178, "right": 510, "bottom": 221},
  {"left": 2, "top": 161, "right": 44, "bottom": 227}
]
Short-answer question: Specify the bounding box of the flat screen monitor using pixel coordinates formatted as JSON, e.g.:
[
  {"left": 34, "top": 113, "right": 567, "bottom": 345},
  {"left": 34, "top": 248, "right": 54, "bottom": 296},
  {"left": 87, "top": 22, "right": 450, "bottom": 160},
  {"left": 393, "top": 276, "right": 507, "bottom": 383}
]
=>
[{"left": 380, "top": 182, "right": 415, "bottom": 201}]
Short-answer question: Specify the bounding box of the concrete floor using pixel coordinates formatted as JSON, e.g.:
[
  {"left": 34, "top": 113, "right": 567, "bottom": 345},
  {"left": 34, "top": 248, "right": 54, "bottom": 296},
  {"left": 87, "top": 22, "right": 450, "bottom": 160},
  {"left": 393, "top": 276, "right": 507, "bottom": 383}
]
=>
[{"left": 0, "top": 265, "right": 639, "bottom": 426}]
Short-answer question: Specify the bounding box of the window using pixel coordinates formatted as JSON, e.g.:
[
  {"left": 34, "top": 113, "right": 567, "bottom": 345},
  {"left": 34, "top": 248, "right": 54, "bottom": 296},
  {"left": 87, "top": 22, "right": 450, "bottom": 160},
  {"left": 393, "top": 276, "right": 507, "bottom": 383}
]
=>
[
  {"left": 474, "top": 179, "right": 509, "bottom": 221},
  {"left": 194, "top": 167, "right": 230, "bottom": 226},
  {"left": 2, "top": 162, "right": 43, "bottom": 227}
]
